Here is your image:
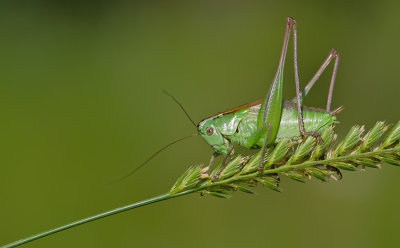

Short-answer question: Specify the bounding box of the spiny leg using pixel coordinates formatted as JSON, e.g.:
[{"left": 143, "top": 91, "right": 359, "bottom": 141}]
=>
[
  {"left": 289, "top": 18, "right": 309, "bottom": 140},
  {"left": 258, "top": 122, "right": 271, "bottom": 176},
  {"left": 208, "top": 152, "right": 218, "bottom": 169},
  {"left": 212, "top": 144, "right": 234, "bottom": 181},
  {"left": 296, "top": 49, "right": 340, "bottom": 112},
  {"left": 207, "top": 152, "right": 218, "bottom": 183},
  {"left": 289, "top": 19, "right": 328, "bottom": 143},
  {"left": 326, "top": 50, "right": 339, "bottom": 112}
]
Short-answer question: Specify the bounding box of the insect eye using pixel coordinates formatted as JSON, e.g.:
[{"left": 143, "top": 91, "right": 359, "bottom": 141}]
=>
[{"left": 206, "top": 127, "right": 214, "bottom": 136}]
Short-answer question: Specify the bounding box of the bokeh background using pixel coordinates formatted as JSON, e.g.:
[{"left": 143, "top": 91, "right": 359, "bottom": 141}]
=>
[{"left": 1, "top": 1, "right": 400, "bottom": 248}]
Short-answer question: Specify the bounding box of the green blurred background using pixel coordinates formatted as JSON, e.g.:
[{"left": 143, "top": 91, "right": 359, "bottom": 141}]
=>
[{"left": 1, "top": 1, "right": 400, "bottom": 247}]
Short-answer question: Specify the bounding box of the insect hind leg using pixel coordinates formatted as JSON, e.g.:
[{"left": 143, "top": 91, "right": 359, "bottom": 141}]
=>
[
  {"left": 289, "top": 20, "right": 339, "bottom": 141},
  {"left": 289, "top": 18, "right": 318, "bottom": 141},
  {"left": 302, "top": 131, "right": 323, "bottom": 143},
  {"left": 298, "top": 49, "right": 339, "bottom": 143},
  {"left": 295, "top": 49, "right": 340, "bottom": 112}
]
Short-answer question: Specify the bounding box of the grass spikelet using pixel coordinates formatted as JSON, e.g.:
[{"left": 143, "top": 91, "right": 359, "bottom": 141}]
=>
[
  {"left": 283, "top": 170, "right": 307, "bottom": 183},
  {"left": 287, "top": 136, "right": 315, "bottom": 164},
  {"left": 306, "top": 167, "right": 329, "bottom": 181},
  {"left": 381, "top": 121, "right": 400, "bottom": 148},
  {"left": 354, "top": 157, "right": 380, "bottom": 169},
  {"left": 256, "top": 176, "right": 282, "bottom": 192},
  {"left": 359, "top": 122, "right": 386, "bottom": 152},
  {"left": 218, "top": 155, "right": 245, "bottom": 179},
  {"left": 331, "top": 162, "right": 357, "bottom": 171},
  {"left": 334, "top": 125, "right": 364, "bottom": 156},
  {"left": 169, "top": 121, "right": 400, "bottom": 196},
  {"left": 229, "top": 184, "right": 255, "bottom": 194},
  {"left": 265, "top": 138, "right": 291, "bottom": 167},
  {"left": 310, "top": 126, "right": 335, "bottom": 160},
  {"left": 376, "top": 154, "right": 400, "bottom": 166},
  {"left": 241, "top": 148, "right": 273, "bottom": 174},
  {"left": 170, "top": 165, "right": 202, "bottom": 194},
  {"left": 4, "top": 122, "right": 400, "bottom": 248},
  {"left": 205, "top": 190, "right": 231, "bottom": 199}
]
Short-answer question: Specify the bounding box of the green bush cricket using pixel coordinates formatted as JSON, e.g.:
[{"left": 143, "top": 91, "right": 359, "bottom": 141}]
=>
[
  {"left": 122, "top": 17, "right": 342, "bottom": 181},
  {"left": 197, "top": 17, "right": 341, "bottom": 179}
]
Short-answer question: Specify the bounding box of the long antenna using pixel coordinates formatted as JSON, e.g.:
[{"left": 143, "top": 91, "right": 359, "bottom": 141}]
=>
[
  {"left": 163, "top": 89, "right": 197, "bottom": 127},
  {"left": 113, "top": 133, "right": 198, "bottom": 183}
]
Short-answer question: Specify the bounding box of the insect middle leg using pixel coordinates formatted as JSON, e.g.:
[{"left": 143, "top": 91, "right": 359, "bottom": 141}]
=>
[
  {"left": 258, "top": 122, "right": 271, "bottom": 176},
  {"left": 240, "top": 122, "right": 272, "bottom": 176},
  {"left": 212, "top": 123, "right": 271, "bottom": 181}
]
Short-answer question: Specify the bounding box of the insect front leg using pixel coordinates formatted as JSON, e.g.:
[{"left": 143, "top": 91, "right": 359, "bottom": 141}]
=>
[
  {"left": 240, "top": 123, "right": 272, "bottom": 176},
  {"left": 212, "top": 145, "right": 234, "bottom": 181},
  {"left": 208, "top": 152, "right": 219, "bottom": 169},
  {"left": 212, "top": 122, "right": 271, "bottom": 181}
]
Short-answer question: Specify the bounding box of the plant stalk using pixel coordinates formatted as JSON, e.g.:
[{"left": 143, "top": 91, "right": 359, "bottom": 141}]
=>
[
  {"left": 2, "top": 147, "right": 400, "bottom": 248},
  {"left": 0, "top": 192, "right": 188, "bottom": 248}
]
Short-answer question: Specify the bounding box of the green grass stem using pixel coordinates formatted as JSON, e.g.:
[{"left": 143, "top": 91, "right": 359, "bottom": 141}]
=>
[{"left": 2, "top": 121, "right": 400, "bottom": 248}]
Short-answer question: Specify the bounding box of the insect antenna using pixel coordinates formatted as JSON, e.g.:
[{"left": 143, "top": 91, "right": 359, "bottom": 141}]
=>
[
  {"left": 163, "top": 89, "right": 197, "bottom": 128},
  {"left": 113, "top": 133, "right": 198, "bottom": 183}
]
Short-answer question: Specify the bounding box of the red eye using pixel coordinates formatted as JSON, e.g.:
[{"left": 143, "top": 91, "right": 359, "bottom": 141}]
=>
[{"left": 206, "top": 127, "right": 214, "bottom": 136}]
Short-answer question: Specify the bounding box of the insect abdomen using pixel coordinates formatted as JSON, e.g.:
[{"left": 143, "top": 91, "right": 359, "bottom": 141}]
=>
[
  {"left": 276, "top": 100, "right": 336, "bottom": 140},
  {"left": 224, "top": 100, "right": 336, "bottom": 148}
]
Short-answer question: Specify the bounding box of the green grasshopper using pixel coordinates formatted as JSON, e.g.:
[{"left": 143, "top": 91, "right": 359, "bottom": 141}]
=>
[
  {"left": 196, "top": 17, "right": 341, "bottom": 180},
  {"left": 121, "top": 17, "right": 341, "bottom": 181}
]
